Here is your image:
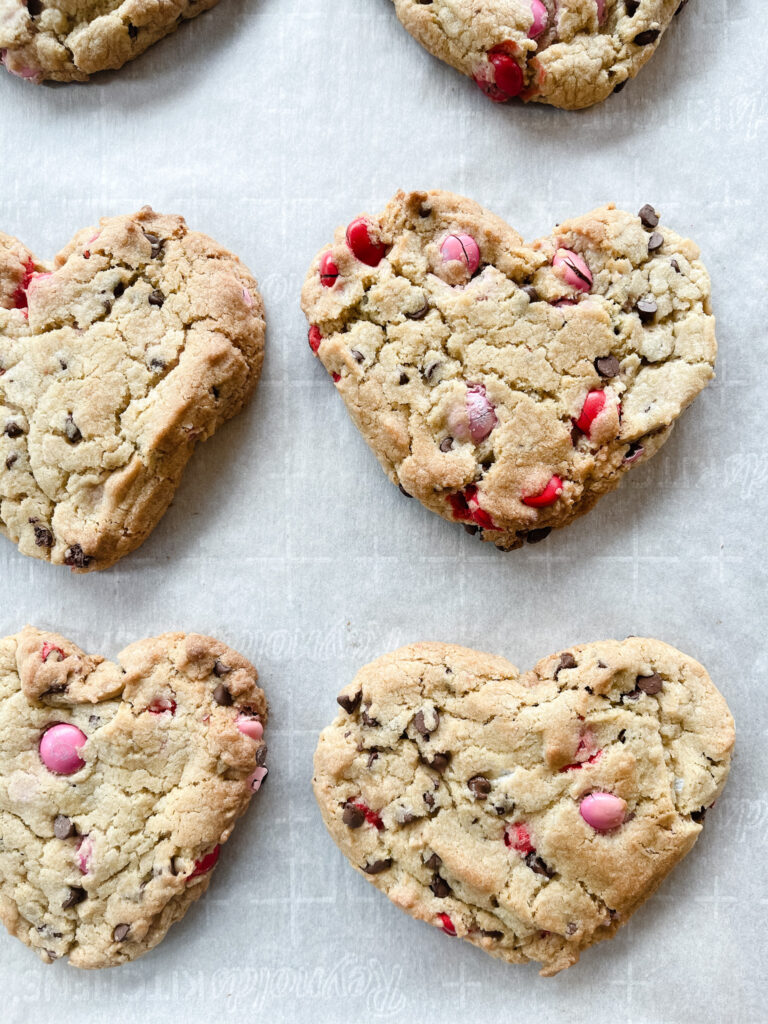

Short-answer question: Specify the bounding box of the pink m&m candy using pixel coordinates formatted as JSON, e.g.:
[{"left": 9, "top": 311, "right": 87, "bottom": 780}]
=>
[
  {"left": 39, "top": 723, "right": 87, "bottom": 775},
  {"left": 236, "top": 714, "right": 264, "bottom": 741},
  {"left": 440, "top": 233, "right": 480, "bottom": 276},
  {"left": 248, "top": 766, "right": 268, "bottom": 792},
  {"left": 448, "top": 383, "right": 497, "bottom": 444},
  {"left": 529, "top": 0, "right": 548, "bottom": 38},
  {"left": 522, "top": 474, "right": 563, "bottom": 508},
  {"left": 579, "top": 792, "right": 627, "bottom": 831},
  {"left": 346, "top": 218, "right": 387, "bottom": 267},
  {"left": 308, "top": 325, "right": 323, "bottom": 353},
  {"left": 488, "top": 50, "right": 524, "bottom": 99},
  {"left": 553, "top": 248, "right": 593, "bottom": 292},
  {"left": 595, "top": 0, "right": 606, "bottom": 23},
  {"left": 575, "top": 389, "right": 607, "bottom": 436},
  {"left": 319, "top": 252, "right": 339, "bottom": 287},
  {"left": 189, "top": 845, "right": 220, "bottom": 879}
]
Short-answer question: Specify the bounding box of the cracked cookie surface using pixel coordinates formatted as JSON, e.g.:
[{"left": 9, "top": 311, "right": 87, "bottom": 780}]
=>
[
  {"left": 313, "top": 638, "right": 734, "bottom": 976},
  {"left": 301, "top": 190, "right": 715, "bottom": 550},
  {"left": 0, "top": 207, "right": 264, "bottom": 571},
  {"left": 0, "top": 626, "right": 268, "bottom": 968},
  {"left": 0, "top": 0, "right": 221, "bottom": 82},
  {"left": 392, "top": 0, "right": 686, "bottom": 109}
]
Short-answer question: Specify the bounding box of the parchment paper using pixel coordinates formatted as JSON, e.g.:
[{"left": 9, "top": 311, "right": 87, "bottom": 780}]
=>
[{"left": 0, "top": 0, "right": 765, "bottom": 1020}]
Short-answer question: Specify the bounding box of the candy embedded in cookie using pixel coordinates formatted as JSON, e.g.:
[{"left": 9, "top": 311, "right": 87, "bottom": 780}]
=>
[
  {"left": 312, "top": 638, "right": 734, "bottom": 976},
  {"left": 301, "top": 190, "right": 716, "bottom": 552},
  {"left": 390, "top": 0, "right": 686, "bottom": 110},
  {"left": 0, "top": 628, "right": 268, "bottom": 968}
]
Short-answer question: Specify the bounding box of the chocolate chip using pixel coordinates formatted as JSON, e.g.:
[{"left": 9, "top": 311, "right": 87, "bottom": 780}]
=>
[
  {"left": 525, "top": 527, "right": 551, "bottom": 544},
  {"left": 638, "top": 204, "right": 659, "bottom": 229},
  {"left": 398, "top": 483, "right": 412, "bottom": 498},
  {"left": 463, "top": 524, "right": 479, "bottom": 536},
  {"left": 670, "top": 258, "right": 681, "bottom": 273},
  {"left": 424, "top": 852, "right": 442, "bottom": 870},
  {"left": 430, "top": 875, "right": 451, "bottom": 898},
  {"left": 618, "top": 729, "right": 626, "bottom": 744},
  {"left": 53, "top": 814, "right": 75, "bottom": 839},
  {"left": 625, "top": 0, "right": 640, "bottom": 14},
  {"left": 423, "top": 792, "right": 435, "bottom": 808},
  {"left": 148, "top": 290, "right": 165, "bottom": 307},
  {"left": 566, "top": 922, "right": 578, "bottom": 936},
  {"left": 64, "top": 544, "right": 92, "bottom": 569},
  {"left": 438, "top": 436, "right": 454, "bottom": 453},
  {"left": 33, "top": 524, "right": 53, "bottom": 548},
  {"left": 613, "top": 79, "right": 627, "bottom": 94},
  {"left": 211, "top": 386, "right": 220, "bottom": 399},
  {"left": 398, "top": 372, "right": 409, "bottom": 385},
  {"left": 212, "top": 659, "right": 231, "bottom": 677},
  {"left": 636, "top": 672, "right": 663, "bottom": 695},
  {"left": 212, "top": 683, "right": 232, "bottom": 706},
  {"left": 64, "top": 415, "right": 82, "bottom": 444},
  {"left": 413, "top": 709, "right": 439, "bottom": 737},
  {"left": 255, "top": 744, "right": 268, "bottom": 766},
  {"left": 595, "top": 355, "right": 621, "bottom": 378},
  {"left": 555, "top": 652, "right": 577, "bottom": 676},
  {"left": 648, "top": 232, "right": 664, "bottom": 253},
  {"left": 427, "top": 752, "right": 450, "bottom": 774},
  {"left": 633, "top": 29, "right": 660, "bottom": 45},
  {"left": 143, "top": 232, "right": 163, "bottom": 258},
  {"left": 5, "top": 453, "right": 18, "bottom": 470},
  {"left": 62, "top": 886, "right": 86, "bottom": 910},
  {"left": 367, "top": 750, "right": 378, "bottom": 768},
  {"left": 363, "top": 858, "right": 392, "bottom": 875},
  {"left": 525, "top": 853, "right": 554, "bottom": 877},
  {"left": 361, "top": 705, "right": 379, "bottom": 728},
  {"left": 424, "top": 362, "right": 440, "bottom": 381},
  {"left": 337, "top": 689, "right": 362, "bottom": 714},
  {"left": 467, "top": 775, "right": 492, "bottom": 799},
  {"left": 405, "top": 301, "right": 430, "bottom": 321},
  {"left": 113, "top": 282, "right": 125, "bottom": 298},
  {"left": 480, "top": 929, "right": 504, "bottom": 940},
  {"left": 342, "top": 804, "right": 365, "bottom": 828},
  {"left": 4, "top": 421, "right": 23, "bottom": 438},
  {"left": 675, "top": 0, "right": 688, "bottom": 14},
  {"left": 690, "top": 807, "right": 707, "bottom": 823},
  {"left": 398, "top": 809, "right": 418, "bottom": 824},
  {"left": 350, "top": 349, "right": 364, "bottom": 364},
  {"left": 112, "top": 924, "right": 130, "bottom": 942},
  {"left": 418, "top": 206, "right": 431, "bottom": 218},
  {"left": 522, "top": 285, "right": 539, "bottom": 302},
  {"left": 128, "top": 22, "right": 138, "bottom": 38},
  {"left": 636, "top": 298, "right": 657, "bottom": 322},
  {"left": 26, "top": 0, "right": 43, "bottom": 15}
]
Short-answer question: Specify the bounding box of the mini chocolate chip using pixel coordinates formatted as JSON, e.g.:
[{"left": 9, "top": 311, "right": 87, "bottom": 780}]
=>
[
  {"left": 64, "top": 415, "right": 82, "bottom": 444},
  {"left": 212, "top": 659, "right": 231, "bottom": 677},
  {"left": 149, "top": 357, "right": 166, "bottom": 371},
  {"left": 64, "top": 544, "right": 92, "bottom": 569},
  {"left": 463, "top": 524, "right": 479, "bottom": 536},
  {"left": 525, "top": 527, "right": 551, "bottom": 544},
  {"left": 148, "top": 290, "right": 165, "bottom": 307},
  {"left": 427, "top": 752, "right": 450, "bottom": 774},
  {"left": 690, "top": 807, "right": 707, "bottom": 823},
  {"left": 361, "top": 705, "right": 379, "bottom": 728},
  {"left": 525, "top": 853, "right": 554, "bottom": 877},
  {"left": 430, "top": 875, "right": 451, "bottom": 898},
  {"left": 636, "top": 672, "right": 664, "bottom": 695},
  {"left": 113, "top": 282, "right": 126, "bottom": 299},
  {"left": 566, "top": 922, "right": 578, "bottom": 936},
  {"left": 618, "top": 729, "right": 626, "bottom": 744},
  {"left": 143, "top": 232, "right": 163, "bottom": 258},
  {"left": 405, "top": 301, "right": 430, "bottom": 321},
  {"left": 33, "top": 524, "right": 53, "bottom": 548},
  {"left": 211, "top": 386, "right": 220, "bottom": 400},
  {"left": 522, "top": 285, "right": 539, "bottom": 302},
  {"left": 638, "top": 204, "right": 660, "bottom": 229},
  {"left": 555, "top": 652, "right": 577, "bottom": 676},
  {"left": 62, "top": 886, "right": 87, "bottom": 910},
  {"left": 648, "top": 232, "right": 664, "bottom": 252},
  {"left": 398, "top": 372, "right": 409, "bottom": 385},
  {"left": 351, "top": 349, "right": 364, "bottom": 363},
  {"left": 676, "top": 0, "right": 688, "bottom": 13},
  {"left": 423, "top": 792, "right": 435, "bottom": 808},
  {"left": 424, "top": 362, "right": 440, "bottom": 381},
  {"left": 468, "top": 775, "right": 492, "bottom": 799},
  {"left": 5, "top": 453, "right": 18, "bottom": 470},
  {"left": 342, "top": 804, "right": 365, "bottom": 828},
  {"left": 480, "top": 929, "right": 504, "bottom": 940},
  {"left": 337, "top": 689, "right": 362, "bottom": 714},
  {"left": 424, "top": 852, "right": 442, "bottom": 870},
  {"left": 4, "top": 421, "right": 23, "bottom": 438},
  {"left": 625, "top": 0, "right": 640, "bottom": 14},
  {"left": 128, "top": 22, "right": 138, "bottom": 38},
  {"left": 398, "top": 484, "right": 411, "bottom": 498},
  {"left": 367, "top": 750, "right": 378, "bottom": 768},
  {"left": 213, "top": 683, "right": 232, "bottom": 706},
  {"left": 633, "top": 28, "right": 660, "bottom": 45},
  {"left": 398, "top": 810, "right": 418, "bottom": 824},
  {"left": 670, "top": 258, "right": 681, "bottom": 273},
  {"left": 255, "top": 744, "right": 268, "bottom": 767},
  {"left": 439, "top": 436, "right": 453, "bottom": 453},
  {"left": 613, "top": 79, "right": 627, "bottom": 94},
  {"left": 113, "top": 924, "right": 130, "bottom": 942},
  {"left": 595, "top": 355, "right": 621, "bottom": 378},
  {"left": 636, "top": 298, "right": 658, "bottom": 322},
  {"left": 418, "top": 206, "right": 431, "bottom": 218},
  {"left": 53, "top": 814, "right": 75, "bottom": 839},
  {"left": 413, "top": 709, "right": 439, "bottom": 737},
  {"left": 26, "top": 0, "right": 43, "bottom": 15},
  {"left": 363, "top": 858, "right": 392, "bottom": 875}
]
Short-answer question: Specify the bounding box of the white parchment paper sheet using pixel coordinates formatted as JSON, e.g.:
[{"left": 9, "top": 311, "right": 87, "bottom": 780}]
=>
[{"left": 0, "top": 1, "right": 765, "bottom": 1020}]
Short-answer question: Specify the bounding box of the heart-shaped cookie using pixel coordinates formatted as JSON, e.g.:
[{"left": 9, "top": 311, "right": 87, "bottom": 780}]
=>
[
  {"left": 390, "top": 0, "right": 684, "bottom": 109},
  {"left": 301, "top": 191, "right": 715, "bottom": 550},
  {"left": 0, "top": 627, "right": 268, "bottom": 967},
  {"left": 0, "top": 208, "right": 264, "bottom": 571},
  {"left": 313, "top": 638, "right": 734, "bottom": 975},
  {"left": 0, "top": 0, "right": 221, "bottom": 82}
]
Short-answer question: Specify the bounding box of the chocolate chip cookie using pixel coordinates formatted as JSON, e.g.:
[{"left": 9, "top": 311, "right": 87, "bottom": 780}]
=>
[
  {"left": 0, "top": 0, "right": 221, "bottom": 82},
  {"left": 0, "top": 207, "right": 264, "bottom": 571},
  {"left": 391, "top": 0, "right": 686, "bottom": 109},
  {"left": 301, "top": 190, "right": 715, "bottom": 550},
  {"left": 313, "top": 637, "right": 734, "bottom": 975},
  {"left": 0, "top": 626, "right": 268, "bottom": 968}
]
